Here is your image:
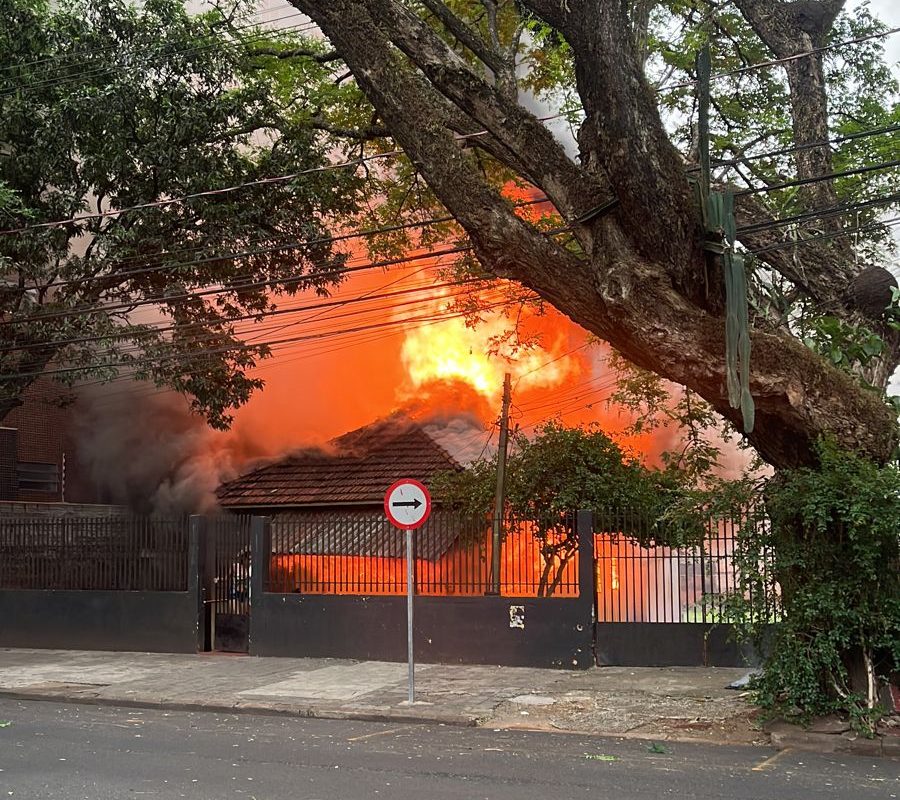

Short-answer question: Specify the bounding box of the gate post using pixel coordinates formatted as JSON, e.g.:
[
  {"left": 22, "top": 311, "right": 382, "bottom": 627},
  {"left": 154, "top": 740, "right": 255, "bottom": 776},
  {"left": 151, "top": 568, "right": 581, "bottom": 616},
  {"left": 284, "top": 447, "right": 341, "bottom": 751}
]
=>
[
  {"left": 576, "top": 509, "right": 595, "bottom": 603},
  {"left": 189, "top": 515, "right": 210, "bottom": 652},
  {"left": 576, "top": 509, "right": 596, "bottom": 666},
  {"left": 248, "top": 516, "right": 270, "bottom": 655}
]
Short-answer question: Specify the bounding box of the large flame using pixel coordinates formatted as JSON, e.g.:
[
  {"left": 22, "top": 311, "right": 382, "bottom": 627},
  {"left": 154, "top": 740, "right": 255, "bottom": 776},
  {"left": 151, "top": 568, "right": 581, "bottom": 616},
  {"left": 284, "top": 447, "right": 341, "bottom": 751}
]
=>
[{"left": 399, "top": 289, "right": 578, "bottom": 400}]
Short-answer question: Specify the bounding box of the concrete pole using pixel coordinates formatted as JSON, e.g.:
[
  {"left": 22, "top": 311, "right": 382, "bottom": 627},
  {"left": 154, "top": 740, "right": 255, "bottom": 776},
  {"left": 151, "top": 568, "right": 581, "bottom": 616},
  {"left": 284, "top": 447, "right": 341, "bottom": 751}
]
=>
[{"left": 489, "top": 373, "right": 512, "bottom": 595}]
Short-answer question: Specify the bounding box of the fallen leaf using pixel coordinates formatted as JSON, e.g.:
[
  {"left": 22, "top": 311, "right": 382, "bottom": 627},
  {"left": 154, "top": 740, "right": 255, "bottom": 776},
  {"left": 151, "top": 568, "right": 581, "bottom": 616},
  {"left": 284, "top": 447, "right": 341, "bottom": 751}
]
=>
[{"left": 0, "top": 721, "right": 11, "bottom": 728}]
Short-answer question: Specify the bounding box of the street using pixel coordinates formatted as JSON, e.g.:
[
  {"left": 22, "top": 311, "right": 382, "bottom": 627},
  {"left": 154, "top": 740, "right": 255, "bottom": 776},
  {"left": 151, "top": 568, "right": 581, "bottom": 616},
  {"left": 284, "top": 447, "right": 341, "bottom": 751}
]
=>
[{"left": 0, "top": 699, "right": 896, "bottom": 799}]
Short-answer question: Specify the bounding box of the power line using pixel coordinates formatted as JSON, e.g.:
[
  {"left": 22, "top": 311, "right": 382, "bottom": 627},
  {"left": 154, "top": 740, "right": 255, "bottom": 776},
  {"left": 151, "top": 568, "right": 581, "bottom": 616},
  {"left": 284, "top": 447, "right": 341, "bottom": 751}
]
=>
[
  {"left": 735, "top": 158, "right": 900, "bottom": 197},
  {"left": 2, "top": 121, "right": 893, "bottom": 244},
  {"left": 0, "top": 153, "right": 399, "bottom": 236},
  {"left": 0, "top": 294, "right": 530, "bottom": 383},
  {"left": 1, "top": 198, "right": 565, "bottom": 331},
  {"left": 11, "top": 196, "right": 549, "bottom": 292},
  {"left": 0, "top": 275, "right": 488, "bottom": 355},
  {"left": 710, "top": 123, "right": 900, "bottom": 168},
  {"left": 0, "top": 243, "right": 476, "bottom": 328},
  {"left": 736, "top": 191, "right": 900, "bottom": 234},
  {"left": 659, "top": 26, "right": 900, "bottom": 92},
  {"left": 745, "top": 215, "right": 900, "bottom": 256}
]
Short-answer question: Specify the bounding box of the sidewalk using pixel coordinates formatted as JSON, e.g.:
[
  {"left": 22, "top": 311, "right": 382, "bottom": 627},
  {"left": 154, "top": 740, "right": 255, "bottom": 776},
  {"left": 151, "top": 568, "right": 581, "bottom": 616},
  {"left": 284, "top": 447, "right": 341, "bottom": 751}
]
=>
[{"left": 0, "top": 648, "right": 894, "bottom": 756}]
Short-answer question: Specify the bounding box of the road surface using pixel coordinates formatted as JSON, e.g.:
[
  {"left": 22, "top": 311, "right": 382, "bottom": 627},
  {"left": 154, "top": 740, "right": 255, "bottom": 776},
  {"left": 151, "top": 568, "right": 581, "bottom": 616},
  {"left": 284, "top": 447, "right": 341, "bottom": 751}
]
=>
[{"left": 0, "top": 699, "right": 896, "bottom": 799}]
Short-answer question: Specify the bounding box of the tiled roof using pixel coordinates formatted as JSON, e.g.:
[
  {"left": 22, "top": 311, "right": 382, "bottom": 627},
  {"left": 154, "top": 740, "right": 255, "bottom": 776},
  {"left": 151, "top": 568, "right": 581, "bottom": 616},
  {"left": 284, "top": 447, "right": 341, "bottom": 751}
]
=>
[{"left": 216, "top": 416, "right": 462, "bottom": 509}]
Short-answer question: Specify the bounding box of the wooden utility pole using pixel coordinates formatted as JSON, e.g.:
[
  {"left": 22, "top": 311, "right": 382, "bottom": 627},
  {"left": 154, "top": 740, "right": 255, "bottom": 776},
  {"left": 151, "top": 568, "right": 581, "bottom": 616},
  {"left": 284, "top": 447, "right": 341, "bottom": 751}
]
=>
[{"left": 488, "top": 373, "right": 512, "bottom": 595}]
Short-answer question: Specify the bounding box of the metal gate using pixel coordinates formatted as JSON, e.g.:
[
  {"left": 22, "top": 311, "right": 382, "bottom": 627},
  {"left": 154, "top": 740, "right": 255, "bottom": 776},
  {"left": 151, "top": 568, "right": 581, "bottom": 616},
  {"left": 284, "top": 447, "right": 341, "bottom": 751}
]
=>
[{"left": 205, "top": 516, "right": 252, "bottom": 653}]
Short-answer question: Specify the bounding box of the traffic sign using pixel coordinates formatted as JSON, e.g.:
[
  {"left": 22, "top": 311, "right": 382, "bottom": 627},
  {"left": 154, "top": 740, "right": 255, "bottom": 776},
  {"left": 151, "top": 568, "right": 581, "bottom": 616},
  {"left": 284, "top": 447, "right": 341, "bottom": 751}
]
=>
[{"left": 384, "top": 479, "right": 431, "bottom": 530}]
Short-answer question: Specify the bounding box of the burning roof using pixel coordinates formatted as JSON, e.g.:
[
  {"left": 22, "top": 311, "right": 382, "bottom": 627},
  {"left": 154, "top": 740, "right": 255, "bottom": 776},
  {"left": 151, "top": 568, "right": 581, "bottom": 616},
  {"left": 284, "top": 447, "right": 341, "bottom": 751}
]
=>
[{"left": 216, "top": 415, "right": 463, "bottom": 509}]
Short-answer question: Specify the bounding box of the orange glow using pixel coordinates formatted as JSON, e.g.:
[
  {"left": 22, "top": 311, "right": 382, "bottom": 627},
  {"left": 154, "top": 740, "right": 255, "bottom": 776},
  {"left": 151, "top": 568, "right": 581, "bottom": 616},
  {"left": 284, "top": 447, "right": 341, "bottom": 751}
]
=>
[
  {"left": 399, "top": 289, "right": 578, "bottom": 402},
  {"left": 223, "top": 210, "right": 683, "bottom": 467},
  {"left": 268, "top": 527, "right": 579, "bottom": 598}
]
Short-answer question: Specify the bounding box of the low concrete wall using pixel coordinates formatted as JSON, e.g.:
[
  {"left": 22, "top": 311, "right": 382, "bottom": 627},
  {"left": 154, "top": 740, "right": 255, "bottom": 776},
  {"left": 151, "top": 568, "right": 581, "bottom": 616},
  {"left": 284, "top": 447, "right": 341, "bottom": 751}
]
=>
[
  {"left": 0, "top": 589, "right": 201, "bottom": 653},
  {"left": 595, "top": 622, "right": 765, "bottom": 667},
  {"left": 250, "top": 593, "right": 593, "bottom": 668}
]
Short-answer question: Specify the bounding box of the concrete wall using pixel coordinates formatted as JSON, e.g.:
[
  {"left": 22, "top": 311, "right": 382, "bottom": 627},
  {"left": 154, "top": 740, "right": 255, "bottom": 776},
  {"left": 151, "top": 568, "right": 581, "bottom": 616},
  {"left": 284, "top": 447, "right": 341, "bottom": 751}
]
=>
[
  {"left": 247, "top": 512, "right": 596, "bottom": 669},
  {"left": 0, "top": 589, "right": 201, "bottom": 653},
  {"left": 0, "top": 522, "right": 203, "bottom": 653},
  {"left": 250, "top": 593, "right": 594, "bottom": 668},
  {"left": 594, "top": 622, "right": 765, "bottom": 667}
]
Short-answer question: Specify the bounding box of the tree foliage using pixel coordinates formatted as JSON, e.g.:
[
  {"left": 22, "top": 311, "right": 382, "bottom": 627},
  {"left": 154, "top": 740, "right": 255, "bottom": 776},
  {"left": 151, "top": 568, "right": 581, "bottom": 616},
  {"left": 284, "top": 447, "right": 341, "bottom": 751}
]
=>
[
  {"left": 0, "top": 0, "right": 362, "bottom": 427},
  {"left": 434, "top": 420, "right": 706, "bottom": 595},
  {"left": 731, "top": 441, "right": 900, "bottom": 733}
]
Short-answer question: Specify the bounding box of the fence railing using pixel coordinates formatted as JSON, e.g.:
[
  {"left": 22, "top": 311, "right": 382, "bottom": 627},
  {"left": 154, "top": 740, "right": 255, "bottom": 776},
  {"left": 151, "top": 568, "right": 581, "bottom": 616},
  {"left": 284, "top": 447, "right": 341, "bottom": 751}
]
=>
[
  {"left": 267, "top": 510, "right": 580, "bottom": 597},
  {"left": 0, "top": 506, "right": 780, "bottom": 616},
  {"left": 593, "top": 506, "right": 781, "bottom": 623},
  {"left": 0, "top": 515, "right": 190, "bottom": 591}
]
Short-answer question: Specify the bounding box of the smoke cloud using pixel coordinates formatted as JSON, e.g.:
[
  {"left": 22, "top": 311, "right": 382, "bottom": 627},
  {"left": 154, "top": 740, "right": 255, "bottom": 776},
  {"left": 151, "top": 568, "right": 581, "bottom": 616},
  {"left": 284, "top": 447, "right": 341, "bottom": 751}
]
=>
[{"left": 74, "top": 384, "right": 268, "bottom": 515}]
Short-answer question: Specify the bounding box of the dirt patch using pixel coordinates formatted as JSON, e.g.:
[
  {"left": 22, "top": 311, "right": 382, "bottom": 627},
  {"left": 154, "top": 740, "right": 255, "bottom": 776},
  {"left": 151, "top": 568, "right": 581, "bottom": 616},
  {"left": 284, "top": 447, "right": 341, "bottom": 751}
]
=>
[{"left": 485, "top": 690, "right": 768, "bottom": 746}]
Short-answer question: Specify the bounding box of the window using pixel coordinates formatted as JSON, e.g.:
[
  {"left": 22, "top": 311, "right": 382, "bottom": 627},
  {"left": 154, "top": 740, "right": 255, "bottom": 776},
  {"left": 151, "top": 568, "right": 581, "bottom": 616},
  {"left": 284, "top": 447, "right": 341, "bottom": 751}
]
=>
[{"left": 16, "top": 461, "right": 59, "bottom": 494}]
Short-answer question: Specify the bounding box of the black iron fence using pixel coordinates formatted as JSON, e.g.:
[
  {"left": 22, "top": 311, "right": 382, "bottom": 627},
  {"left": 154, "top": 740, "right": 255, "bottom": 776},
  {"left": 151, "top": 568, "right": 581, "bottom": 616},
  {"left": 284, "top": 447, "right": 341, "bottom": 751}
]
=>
[
  {"left": 266, "top": 509, "right": 580, "bottom": 597},
  {"left": 593, "top": 506, "right": 781, "bottom": 623},
  {"left": 0, "top": 506, "right": 780, "bottom": 616},
  {"left": 0, "top": 514, "right": 190, "bottom": 591}
]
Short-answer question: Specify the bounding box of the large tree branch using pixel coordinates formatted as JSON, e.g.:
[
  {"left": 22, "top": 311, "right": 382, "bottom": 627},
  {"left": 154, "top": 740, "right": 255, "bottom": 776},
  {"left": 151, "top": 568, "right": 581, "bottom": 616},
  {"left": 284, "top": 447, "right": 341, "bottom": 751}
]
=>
[
  {"left": 359, "top": 0, "right": 607, "bottom": 226},
  {"left": 289, "top": 0, "right": 899, "bottom": 466},
  {"left": 522, "top": 0, "right": 704, "bottom": 292},
  {"left": 420, "top": 0, "right": 505, "bottom": 77},
  {"left": 287, "top": 0, "right": 591, "bottom": 285}
]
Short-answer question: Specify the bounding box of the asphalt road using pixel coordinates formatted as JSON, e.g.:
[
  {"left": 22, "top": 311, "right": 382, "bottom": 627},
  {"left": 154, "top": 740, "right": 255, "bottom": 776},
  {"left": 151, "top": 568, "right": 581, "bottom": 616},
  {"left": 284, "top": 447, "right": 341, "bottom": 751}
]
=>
[{"left": 0, "top": 699, "right": 896, "bottom": 800}]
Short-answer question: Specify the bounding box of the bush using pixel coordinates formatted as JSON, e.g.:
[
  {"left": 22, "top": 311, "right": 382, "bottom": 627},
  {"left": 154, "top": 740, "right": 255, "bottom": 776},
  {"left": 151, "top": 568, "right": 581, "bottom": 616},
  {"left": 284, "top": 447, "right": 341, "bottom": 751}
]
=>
[{"left": 732, "top": 440, "right": 900, "bottom": 733}]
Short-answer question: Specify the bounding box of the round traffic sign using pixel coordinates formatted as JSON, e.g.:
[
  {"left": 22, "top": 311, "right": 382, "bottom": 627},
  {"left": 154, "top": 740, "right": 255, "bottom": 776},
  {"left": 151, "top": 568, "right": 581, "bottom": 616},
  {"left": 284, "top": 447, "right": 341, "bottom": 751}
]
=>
[{"left": 384, "top": 479, "right": 432, "bottom": 530}]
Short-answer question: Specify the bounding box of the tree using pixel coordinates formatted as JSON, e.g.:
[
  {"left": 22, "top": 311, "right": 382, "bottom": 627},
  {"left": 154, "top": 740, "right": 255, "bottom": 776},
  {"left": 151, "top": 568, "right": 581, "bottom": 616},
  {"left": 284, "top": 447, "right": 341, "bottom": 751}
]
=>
[
  {"left": 435, "top": 420, "right": 699, "bottom": 596},
  {"left": 285, "top": 0, "right": 899, "bottom": 468},
  {"left": 282, "top": 0, "right": 900, "bottom": 720},
  {"left": 0, "top": 0, "right": 362, "bottom": 427}
]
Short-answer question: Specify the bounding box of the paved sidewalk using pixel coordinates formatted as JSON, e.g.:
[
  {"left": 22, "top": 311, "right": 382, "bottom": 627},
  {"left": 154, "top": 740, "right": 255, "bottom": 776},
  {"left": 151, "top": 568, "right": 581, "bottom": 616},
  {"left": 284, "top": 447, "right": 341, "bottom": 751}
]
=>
[
  {"left": 0, "top": 648, "right": 759, "bottom": 740},
  {"left": 2, "top": 649, "right": 895, "bottom": 756}
]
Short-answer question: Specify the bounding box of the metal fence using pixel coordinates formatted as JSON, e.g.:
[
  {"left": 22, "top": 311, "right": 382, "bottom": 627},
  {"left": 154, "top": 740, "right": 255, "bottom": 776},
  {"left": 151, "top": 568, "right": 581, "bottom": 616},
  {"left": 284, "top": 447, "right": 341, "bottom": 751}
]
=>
[
  {"left": 0, "top": 515, "right": 190, "bottom": 591},
  {"left": 266, "top": 510, "right": 580, "bottom": 597},
  {"left": 208, "top": 515, "right": 253, "bottom": 615},
  {"left": 593, "top": 506, "right": 781, "bottom": 623},
  {"left": 0, "top": 506, "right": 779, "bottom": 616}
]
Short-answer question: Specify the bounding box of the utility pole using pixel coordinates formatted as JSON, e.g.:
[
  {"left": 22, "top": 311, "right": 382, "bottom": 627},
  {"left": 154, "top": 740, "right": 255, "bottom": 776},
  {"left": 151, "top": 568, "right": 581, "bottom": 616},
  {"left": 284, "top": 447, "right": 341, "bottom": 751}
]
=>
[{"left": 488, "top": 373, "right": 512, "bottom": 595}]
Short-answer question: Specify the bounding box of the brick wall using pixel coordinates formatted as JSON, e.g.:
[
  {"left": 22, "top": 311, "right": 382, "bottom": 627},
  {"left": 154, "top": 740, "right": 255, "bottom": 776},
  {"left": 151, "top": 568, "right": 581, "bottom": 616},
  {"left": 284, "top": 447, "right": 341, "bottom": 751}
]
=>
[{"left": 2, "top": 379, "right": 75, "bottom": 502}]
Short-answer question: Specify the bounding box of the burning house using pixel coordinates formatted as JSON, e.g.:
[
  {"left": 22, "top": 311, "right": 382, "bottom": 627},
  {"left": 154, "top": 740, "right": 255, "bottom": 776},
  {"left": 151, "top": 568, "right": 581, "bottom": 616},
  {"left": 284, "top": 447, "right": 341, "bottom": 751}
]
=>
[{"left": 216, "top": 414, "right": 492, "bottom": 595}]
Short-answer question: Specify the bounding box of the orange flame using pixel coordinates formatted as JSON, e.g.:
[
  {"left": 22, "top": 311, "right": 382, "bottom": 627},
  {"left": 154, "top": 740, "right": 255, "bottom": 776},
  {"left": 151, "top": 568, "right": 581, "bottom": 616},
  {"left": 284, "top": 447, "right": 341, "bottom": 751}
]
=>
[{"left": 399, "top": 289, "right": 578, "bottom": 401}]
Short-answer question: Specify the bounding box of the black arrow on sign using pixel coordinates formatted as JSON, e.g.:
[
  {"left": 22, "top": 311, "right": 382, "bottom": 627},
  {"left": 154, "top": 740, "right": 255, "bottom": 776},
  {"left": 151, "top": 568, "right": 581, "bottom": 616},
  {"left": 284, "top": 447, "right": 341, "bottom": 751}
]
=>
[{"left": 392, "top": 498, "right": 422, "bottom": 509}]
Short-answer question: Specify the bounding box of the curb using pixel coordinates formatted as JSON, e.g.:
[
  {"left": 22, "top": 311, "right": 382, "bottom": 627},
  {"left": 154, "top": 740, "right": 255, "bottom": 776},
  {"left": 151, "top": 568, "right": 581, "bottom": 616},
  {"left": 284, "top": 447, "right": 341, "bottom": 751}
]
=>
[
  {"left": 3, "top": 687, "right": 895, "bottom": 757},
  {"left": 0, "top": 689, "right": 477, "bottom": 728},
  {"left": 767, "top": 726, "right": 898, "bottom": 758}
]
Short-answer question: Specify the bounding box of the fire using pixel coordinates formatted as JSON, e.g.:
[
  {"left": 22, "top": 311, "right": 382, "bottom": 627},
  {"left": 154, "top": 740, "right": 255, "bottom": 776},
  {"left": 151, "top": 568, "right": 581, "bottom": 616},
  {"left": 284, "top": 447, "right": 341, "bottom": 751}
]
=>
[{"left": 399, "top": 289, "right": 579, "bottom": 401}]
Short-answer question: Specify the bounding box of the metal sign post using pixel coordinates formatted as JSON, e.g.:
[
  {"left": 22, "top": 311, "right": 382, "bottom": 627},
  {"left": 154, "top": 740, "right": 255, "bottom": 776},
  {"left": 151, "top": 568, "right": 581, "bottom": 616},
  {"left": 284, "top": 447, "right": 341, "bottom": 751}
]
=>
[
  {"left": 406, "top": 527, "right": 414, "bottom": 704},
  {"left": 384, "top": 479, "right": 432, "bottom": 706}
]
